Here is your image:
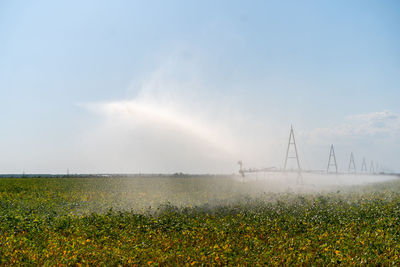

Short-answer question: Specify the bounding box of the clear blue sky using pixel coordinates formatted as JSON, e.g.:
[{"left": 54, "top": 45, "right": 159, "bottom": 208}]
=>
[{"left": 1, "top": 0, "right": 399, "bottom": 173}]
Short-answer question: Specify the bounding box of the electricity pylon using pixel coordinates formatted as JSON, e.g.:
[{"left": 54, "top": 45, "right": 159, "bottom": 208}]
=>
[
  {"left": 361, "top": 157, "right": 367, "bottom": 172},
  {"left": 348, "top": 152, "right": 356, "bottom": 173},
  {"left": 327, "top": 144, "right": 338, "bottom": 173},
  {"left": 283, "top": 125, "right": 301, "bottom": 172},
  {"left": 370, "top": 161, "right": 375, "bottom": 174},
  {"left": 283, "top": 125, "right": 302, "bottom": 184},
  {"left": 237, "top": 161, "right": 244, "bottom": 178}
]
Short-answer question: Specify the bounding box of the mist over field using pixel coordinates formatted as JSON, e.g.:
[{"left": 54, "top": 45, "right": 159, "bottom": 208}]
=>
[{"left": 98, "top": 173, "right": 400, "bottom": 212}]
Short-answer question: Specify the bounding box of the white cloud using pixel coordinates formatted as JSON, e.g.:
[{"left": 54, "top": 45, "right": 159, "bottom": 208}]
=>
[
  {"left": 306, "top": 110, "right": 400, "bottom": 141},
  {"left": 346, "top": 110, "right": 400, "bottom": 135}
]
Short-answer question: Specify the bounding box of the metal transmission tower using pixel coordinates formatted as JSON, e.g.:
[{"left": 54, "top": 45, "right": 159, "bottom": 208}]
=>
[
  {"left": 370, "top": 161, "right": 375, "bottom": 174},
  {"left": 283, "top": 125, "right": 301, "bottom": 172},
  {"left": 361, "top": 157, "right": 367, "bottom": 172},
  {"left": 348, "top": 152, "right": 356, "bottom": 173},
  {"left": 237, "top": 161, "right": 244, "bottom": 178},
  {"left": 327, "top": 144, "right": 338, "bottom": 173}
]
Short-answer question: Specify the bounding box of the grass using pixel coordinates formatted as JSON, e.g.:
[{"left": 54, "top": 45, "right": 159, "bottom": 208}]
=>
[{"left": 1, "top": 176, "right": 400, "bottom": 265}]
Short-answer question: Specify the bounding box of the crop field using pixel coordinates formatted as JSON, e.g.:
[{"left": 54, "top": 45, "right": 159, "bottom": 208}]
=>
[{"left": 1, "top": 175, "right": 400, "bottom": 265}]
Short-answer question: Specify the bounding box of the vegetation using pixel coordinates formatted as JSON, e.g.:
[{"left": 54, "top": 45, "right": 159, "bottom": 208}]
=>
[{"left": 1, "top": 176, "right": 400, "bottom": 265}]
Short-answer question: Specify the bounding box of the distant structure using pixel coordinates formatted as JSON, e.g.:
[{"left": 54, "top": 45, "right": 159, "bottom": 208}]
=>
[
  {"left": 327, "top": 144, "right": 338, "bottom": 173},
  {"left": 369, "top": 161, "right": 374, "bottom": 174},
  {"left": 283, "top": 125, "right": 301, "bottom": 172},
  {"left": 237, "top": 161, "right": 244, "bottom": 177},
  {"left": 237, "top": 125, "right": 388, "bottom": 179},
  {"left": 283, "top": 125, "right": 302, "bottom": 184},
  {"left": 237, "top": 160, "right": 277, "bottom": 178},
  {"left": 361, "top": 157, "right": 367, "bottom": 172},
  {"left": 348, "top": 152, "right": 356, "bottom": 173}
]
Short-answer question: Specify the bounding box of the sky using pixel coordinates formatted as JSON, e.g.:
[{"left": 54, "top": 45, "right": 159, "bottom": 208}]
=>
[{"left": 0, "top": 0, "right": 399, "bottom": 174}]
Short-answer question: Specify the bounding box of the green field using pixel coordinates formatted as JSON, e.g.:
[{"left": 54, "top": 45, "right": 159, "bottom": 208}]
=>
[{"left": 1, "top": 175, "right": 400, "bottom": 265}]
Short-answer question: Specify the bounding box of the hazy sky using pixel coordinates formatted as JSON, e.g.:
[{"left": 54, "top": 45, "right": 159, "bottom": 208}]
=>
[{"left": 1, "top": 0, "right": 399, "bottom": 174}]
